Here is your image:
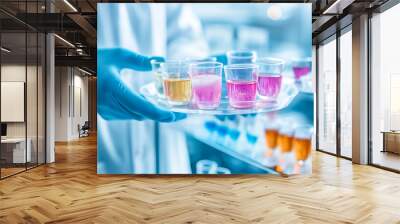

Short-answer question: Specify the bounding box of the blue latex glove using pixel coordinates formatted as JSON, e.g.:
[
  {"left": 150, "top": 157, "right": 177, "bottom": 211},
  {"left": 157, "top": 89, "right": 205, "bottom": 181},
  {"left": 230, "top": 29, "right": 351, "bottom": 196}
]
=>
[{"left": 98, "top": 48, "right": 186, "bottom": 122}]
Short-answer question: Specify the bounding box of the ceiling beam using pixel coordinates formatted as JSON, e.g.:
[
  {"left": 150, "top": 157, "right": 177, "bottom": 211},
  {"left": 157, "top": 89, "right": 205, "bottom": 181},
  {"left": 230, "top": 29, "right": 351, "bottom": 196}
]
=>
[
  {"left": 55, "top": 55, "right": 96, "bottom": 71},
  {"left": 323, "top": 0, "right": 356, "bottom": 14},
  {"left": 312, "top": 15, "right": 335, "bottom": 33},
  {"left": 67, "top": 13, "right": 97, "bottom": 40}
]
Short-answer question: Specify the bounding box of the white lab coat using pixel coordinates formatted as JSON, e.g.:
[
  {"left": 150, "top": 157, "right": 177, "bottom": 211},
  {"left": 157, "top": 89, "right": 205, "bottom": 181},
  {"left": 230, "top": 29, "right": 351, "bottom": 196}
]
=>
[{"left": 97, "top": 3, "right": 208, "bottom": 174}]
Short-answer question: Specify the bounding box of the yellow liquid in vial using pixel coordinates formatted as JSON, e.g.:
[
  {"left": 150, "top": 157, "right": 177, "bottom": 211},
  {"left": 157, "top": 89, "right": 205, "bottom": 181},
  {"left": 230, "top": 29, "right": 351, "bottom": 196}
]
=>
[{"left": 163, "top": 78, "right": 192, "bottom": 104}]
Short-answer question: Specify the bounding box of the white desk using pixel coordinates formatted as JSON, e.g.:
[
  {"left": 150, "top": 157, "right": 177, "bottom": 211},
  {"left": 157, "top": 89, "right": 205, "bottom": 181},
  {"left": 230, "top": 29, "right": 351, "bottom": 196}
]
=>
[{"left": 1, "top": 138, "right": 31, "bottom": 163}]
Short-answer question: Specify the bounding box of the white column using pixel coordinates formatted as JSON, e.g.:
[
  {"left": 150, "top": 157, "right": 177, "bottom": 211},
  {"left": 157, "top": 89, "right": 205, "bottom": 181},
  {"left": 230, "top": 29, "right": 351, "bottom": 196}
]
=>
[
  {"left": 45, "top": 0, "right": 56, "bottom": 163},
  {"left": 312, "top": 45, "right": 317, "bottom": 150},
  {"left": 46, "top": 32, "right": 55, "bottom": 163},
  {"left": 352, "top": 14, "right": 369, "bottom": 164}
]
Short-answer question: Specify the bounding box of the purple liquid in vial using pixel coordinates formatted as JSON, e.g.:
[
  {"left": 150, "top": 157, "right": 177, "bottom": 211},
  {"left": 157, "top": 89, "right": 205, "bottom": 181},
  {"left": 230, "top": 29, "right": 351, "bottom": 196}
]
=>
[
  {"left": 257, "top": 74, "right": 282, "bottom": 100},
  {"left": 192, "top": 75, "right": 221, "bottom": 109},
  {"left": 227, "top": 80, "right": 257, "bottom": 108},
  {"left": 293, "top": 66, "right": 310, "bottom": 80}
]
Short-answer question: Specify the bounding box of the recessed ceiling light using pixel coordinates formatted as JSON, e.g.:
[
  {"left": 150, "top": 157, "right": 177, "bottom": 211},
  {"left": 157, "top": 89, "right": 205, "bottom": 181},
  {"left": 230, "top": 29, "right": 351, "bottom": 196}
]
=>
[
  {"left": 78, "top": 67, "right": 92, "bottom": 76},
  {"left": 1, "top": 47, "right": 11, "bottom": 53},
  {"left": 323, "top": 0, "right": 354, "bottom": 15},
  {"left": 54, "top": 34, "right": 75, "bottom": 48},
  {"left": 63, "top": 0, "right": 78, "bottom": 12}
]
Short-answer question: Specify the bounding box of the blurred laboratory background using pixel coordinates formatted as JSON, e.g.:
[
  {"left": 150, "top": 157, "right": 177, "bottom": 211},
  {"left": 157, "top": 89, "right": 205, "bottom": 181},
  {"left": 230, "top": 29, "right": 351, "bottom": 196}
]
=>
[
  {"left": 164, "top": 3, "right": 314, "bottom": 175},
  {"left": 193, "top": 3, "right": 312, "bottom": 60}
]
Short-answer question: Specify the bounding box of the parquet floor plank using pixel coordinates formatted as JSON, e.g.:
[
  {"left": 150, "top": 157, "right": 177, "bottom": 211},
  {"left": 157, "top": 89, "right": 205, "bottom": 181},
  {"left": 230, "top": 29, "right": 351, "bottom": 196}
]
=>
[{"left": 1, "top": 135, "right": 400, "bottom": 223}]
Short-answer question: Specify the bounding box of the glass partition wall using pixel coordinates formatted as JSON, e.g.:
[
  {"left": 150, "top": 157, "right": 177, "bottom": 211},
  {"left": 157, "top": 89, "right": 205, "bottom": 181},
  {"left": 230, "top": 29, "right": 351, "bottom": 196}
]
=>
[
  {"left": 1, "top": 31, "right": 27, "bottom": 177},
  {"left": 316, "top": 27, "right": 352, "bottom": 159},
  {"left": 0, "top": 1, "right": 46, "bottom": 179}
]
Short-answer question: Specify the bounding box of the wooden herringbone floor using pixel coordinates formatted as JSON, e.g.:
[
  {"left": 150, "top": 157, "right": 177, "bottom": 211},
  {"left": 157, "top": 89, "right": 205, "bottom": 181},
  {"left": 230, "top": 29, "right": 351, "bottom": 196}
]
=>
[{"left": 1, "top": 135, "right": 400, "bottom": 224}]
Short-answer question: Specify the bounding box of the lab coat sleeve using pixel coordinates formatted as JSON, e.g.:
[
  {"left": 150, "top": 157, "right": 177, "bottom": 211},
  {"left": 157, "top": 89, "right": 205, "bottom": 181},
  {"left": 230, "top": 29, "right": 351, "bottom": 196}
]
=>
[
  {"left": 157, "top": 4, "right": 210, "bottom": 174},
  {"left": 166, "top": 4, "right": 209, "bottom": 59}
]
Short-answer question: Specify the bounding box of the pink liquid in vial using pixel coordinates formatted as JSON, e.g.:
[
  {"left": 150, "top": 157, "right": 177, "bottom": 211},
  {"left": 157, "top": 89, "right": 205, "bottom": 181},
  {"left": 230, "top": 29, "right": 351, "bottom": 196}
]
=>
[
  {"left": 257, "top": 74, "right": 282, "bottom": 100},
  {"left": 293, "top": 66, "right": 310, "bottom": 80},
  {"left": 192, "top": 75, "right": 222, "bottom": 109},
  {"left": 227, "top": 80, "right": 257, "bottom": 108}
]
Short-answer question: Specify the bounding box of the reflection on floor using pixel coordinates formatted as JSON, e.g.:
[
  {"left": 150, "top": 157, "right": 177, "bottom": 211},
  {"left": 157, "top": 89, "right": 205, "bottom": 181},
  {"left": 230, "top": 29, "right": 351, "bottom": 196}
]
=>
[
  {"left": 0, "top": 162, "right": 42, "bottom": 178},
  {"left": 373, "top": 150, "right": 400, "bottom": 171},
  {"left": 0, "top": 167, "right": 25, "bottom": 177},
  {"left": 340, "top": 146, "right": 352, "bottom": 159},
  {"left": 0, "top": 135, "right": 400, "bottom": 223}
]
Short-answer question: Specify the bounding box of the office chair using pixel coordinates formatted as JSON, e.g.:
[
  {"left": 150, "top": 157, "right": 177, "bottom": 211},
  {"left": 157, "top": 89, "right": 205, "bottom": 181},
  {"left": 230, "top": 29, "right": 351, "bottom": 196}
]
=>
[{"left": 78, "top": 121, "right": 90, "bottom": 138}]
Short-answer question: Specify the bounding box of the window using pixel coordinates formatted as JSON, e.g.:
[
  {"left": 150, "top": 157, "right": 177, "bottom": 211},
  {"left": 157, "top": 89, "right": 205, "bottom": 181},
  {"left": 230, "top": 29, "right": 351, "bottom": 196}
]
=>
[
  {"left": 317, "top": 37, "right": 337, "bottom": 154},
  {"left": 370, "top": 3, "right": 400, "bottom": 171},
  {"left": 339, "top": 29, "right": 352, "bottom": 158}
]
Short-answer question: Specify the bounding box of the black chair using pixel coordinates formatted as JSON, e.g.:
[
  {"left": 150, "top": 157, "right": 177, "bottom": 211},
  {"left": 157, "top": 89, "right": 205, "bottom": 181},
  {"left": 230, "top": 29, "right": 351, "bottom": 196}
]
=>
[{"left": 78, "top": 121, "right": 90, "bottom": 138}]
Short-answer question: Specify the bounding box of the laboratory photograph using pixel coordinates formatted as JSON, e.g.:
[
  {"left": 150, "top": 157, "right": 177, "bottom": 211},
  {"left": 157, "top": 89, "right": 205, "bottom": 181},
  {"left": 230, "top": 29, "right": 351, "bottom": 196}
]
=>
[
  {"left": 1, "top": 0, "right": 400, "bottom": 223},
  {"left": 97, "top": 3, "right": 313, "bottom": 175}
]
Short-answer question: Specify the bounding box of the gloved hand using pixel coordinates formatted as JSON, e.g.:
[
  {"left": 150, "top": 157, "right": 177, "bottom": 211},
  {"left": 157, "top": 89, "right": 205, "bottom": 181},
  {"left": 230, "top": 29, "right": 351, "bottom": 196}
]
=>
[{"left": 98, "top": 48, "right": 186, "bottom": 122}]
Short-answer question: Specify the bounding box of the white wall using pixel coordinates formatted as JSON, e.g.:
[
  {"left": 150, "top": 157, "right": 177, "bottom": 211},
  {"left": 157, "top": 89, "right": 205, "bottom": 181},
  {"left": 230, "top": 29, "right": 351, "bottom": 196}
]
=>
[
  {"left": 71, "top": 73, "right": 89, "bottom": 138},
  {"left": 55, "top": 67, "right": 69, "bottom": 141},
  {"left": 55, "top": 67, "right": 89, "bottom": 141},
  {"left": 1, "top": 65, "right": 26, "bottom": 142},
  {"left": 1, "top": 65, "right": 38, "bottom": 138}
]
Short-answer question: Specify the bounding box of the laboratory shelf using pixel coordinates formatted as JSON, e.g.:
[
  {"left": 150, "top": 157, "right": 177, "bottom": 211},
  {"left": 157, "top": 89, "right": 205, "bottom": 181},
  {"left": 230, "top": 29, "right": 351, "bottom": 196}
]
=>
[{"left": 176, "top": 121, "right": 279, "bottom": 175}]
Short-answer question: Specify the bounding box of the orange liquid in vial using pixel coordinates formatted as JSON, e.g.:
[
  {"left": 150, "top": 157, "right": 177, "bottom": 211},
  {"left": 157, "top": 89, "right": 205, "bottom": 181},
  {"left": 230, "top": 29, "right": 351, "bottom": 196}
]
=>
[
  {"left": 278, "top": 134, "right": 293, "bottom": 153},
  {"left": 265, "top": 129, "right": 279, "bottom": 149},
  {"left": 293, "top": 137, "right": 311, "bottom": 161}
]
